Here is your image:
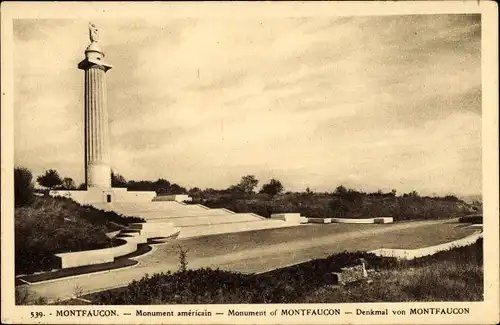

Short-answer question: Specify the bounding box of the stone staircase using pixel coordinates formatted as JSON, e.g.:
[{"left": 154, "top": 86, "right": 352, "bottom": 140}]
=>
[{"left": 92, "top": 201, "right": 299, "bottom": 239}]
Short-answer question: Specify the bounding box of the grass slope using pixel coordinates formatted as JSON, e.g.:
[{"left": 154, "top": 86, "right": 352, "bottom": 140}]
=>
[{"left": 15, "top": 196, "right": 144, "bottom": 275}]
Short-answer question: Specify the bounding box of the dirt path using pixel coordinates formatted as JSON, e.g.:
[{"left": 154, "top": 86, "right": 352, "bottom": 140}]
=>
[{"left": 27, "top": 219, "right": 454, "bottom": 302}]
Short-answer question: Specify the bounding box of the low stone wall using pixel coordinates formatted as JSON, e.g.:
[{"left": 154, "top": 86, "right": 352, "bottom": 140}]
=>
[
  {"left": 330, "top": 217, "right": 394, "bottom": 224},
  {"left": 54, "top": 223, "right": 181, "bottom": 269},
  {"left": 374, "top": 217, "right": 394, "bottom": 224},
  {"left": 50, "top": 188, "right": 156, "bottom": 204},
  {"left": 369, "top": 232, "right": 483, "bottom": 260},
  {"left": 55, "top": 240, "right": 138, "bottom": 268},
  {"left": 299, "top": 217, "right": 309, "bottom": 224},
  {"left": 113, "top": 190, "right": 156, "bottom": 202},
  {"left": 308, "top": 217, "right": 332, "bottom": 224},
  {"left": 153, "top": 195, "right": 192, "bottom": 202},
  {"left": 271, "top": 213, "right": 302, "bottom": 223},
  {"left": 331, "top": 218, "right": 374, "bottom": 224},
  {"left": 49, "top": 190, "right": 94, "bottom": 204}
]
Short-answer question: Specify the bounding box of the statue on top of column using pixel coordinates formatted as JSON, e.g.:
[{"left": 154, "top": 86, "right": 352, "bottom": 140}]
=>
[{"left": 89, "top": 22, "right": 99, "bottom": 43}]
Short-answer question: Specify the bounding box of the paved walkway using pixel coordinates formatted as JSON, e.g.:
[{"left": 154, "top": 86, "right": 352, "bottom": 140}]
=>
[{"left": 27, "top": 219, "right": 459, "bottom": 302}]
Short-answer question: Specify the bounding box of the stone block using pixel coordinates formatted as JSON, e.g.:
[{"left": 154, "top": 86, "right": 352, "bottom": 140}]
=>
[
  {"left": 308, "top": 217, "right": 332, "bottom": 224},
  {"left": 374, "top": 217, "right": 394, "bottom": 224},
  {"left": 339, "top": 264, "right": 367, "bottom": 284},
  {"left": 331, "top": 218, "right": 374, "bottom": 224},
  {"left": 271, "top": 213, "right": 302, "bottom": 224},
  {"left": 325, "top": 272, "right": 342, "bottom": 285},
  {"left": 153, "top": 195, "right": 192, "bottom": 202}
]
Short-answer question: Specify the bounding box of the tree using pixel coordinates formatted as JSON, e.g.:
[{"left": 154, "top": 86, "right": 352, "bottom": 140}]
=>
[
  {"left": 36, "top": 169, "right": 62, "bottom": 190},
  {"left": 14, "top": 167, "right": 34, "bottom": 207},
  {"left": 409, "top": 190, "right": 419, "bottom": 197},
  {"left": 334, "top": 185, "right": 348, "bottom": 196},
  {"left": 230, "top": 175, "right": 259, "bottom": 194},
  {"left": 168, "top": 183, "right": 187, "bottom": 195},
  {"left": 188, "top": 187, "right": 201, "bottom": 194},
  {"left": 443, "top": 194, "right": 459, "bottom": 202},
  {"left": 154, "top": 178, "right": 171, "bottom": 194},
  {"left": 111, "top": 171, "right": 127, "bottom": 188},
  {"left": 61, "top": 177, "right": 76, "bottom": 190},
  {"left": 260, "top": 179, "right": 284, "bottom": 196}
]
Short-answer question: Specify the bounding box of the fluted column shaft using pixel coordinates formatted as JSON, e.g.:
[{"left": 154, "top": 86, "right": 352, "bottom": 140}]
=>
[{"left": 84, "top": 64, "right": 111, "bottom": 187}]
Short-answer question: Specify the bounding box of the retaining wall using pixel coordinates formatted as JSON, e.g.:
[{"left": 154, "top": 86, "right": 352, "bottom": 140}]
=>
[
  {"left": 113, "top": 190, "right": 156, "bottom": 202},
  {"left": 55, "top": 223, "right": 181, "bottom": 268},
  {"left": 50, "top": 188, "right": 156, "bottom": 204},
  {"left": 271, "top": 213, "right": 302, "bottom": 223},
  {"left": 374, "top": 217, "right": 394, "bottom": 224},
  {"left": 153, "top": 195, "right": 192, "bottom": 202},
  {"left": 55, "top": 240, "right": 137, "bottom": 268},
  {"left": 369, "top": 232, "right": 483, "bottom": 260},
  {"left": 308, "top": 217, "right": 332, "bottom": 224},
  {"left": 330, "top": 217, "right": 394, "bottom": 224}
]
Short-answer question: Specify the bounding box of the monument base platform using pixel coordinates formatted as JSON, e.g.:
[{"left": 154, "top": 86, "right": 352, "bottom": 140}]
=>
[{"left": 49, "top": 187, "right": 156, "bottom": 204}]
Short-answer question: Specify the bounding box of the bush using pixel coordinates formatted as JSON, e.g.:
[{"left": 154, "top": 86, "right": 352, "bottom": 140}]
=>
[
  {"left": 14, "top": 167, "right": 34, "bottom": 207},
  {"left": 458, "top": 215, "right": 483, "bottom": 224},
  {"left": 15, "top": 286, "right": 47, "bottom": 305},
  {"left": 36, "top": 169, "right": 62, "bottom": 189}
]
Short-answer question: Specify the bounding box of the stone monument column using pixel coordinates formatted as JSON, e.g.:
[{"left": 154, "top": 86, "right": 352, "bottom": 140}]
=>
[{"left": 78, "top": 23, "right": 113, "bottom": 188}]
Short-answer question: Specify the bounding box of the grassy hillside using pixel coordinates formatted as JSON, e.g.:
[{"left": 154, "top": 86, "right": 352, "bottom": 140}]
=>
[
  {"left": 188, "top": 191, "right": 478, "bottom": 220},
  {"left": 89, "top": 238, "right": 482, "bottom": 304},
  {"left": 15, "top": 196, "right": 144, "bottom": 275}
]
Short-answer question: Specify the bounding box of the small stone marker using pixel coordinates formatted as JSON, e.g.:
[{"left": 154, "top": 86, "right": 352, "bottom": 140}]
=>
[{"left": 330, "top": 258, "right": 369, "bottom": 285}]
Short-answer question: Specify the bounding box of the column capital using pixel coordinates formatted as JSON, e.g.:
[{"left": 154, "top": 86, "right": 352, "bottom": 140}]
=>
[{"left": 78, "top": 57, "right": 113, "bottom": 72}]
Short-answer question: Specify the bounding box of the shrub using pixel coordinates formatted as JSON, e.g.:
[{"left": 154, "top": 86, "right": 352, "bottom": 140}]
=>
[
  {"left": 177, "top": 245, "right": 189, "bottom": 272},
  {"left": 458, "top": 215, "right": 483, "bottom": 224},
  {"left": 15, "top": 286, "right": 47, "bottom": 305},
  {"left": 15, "top": 167, "right": 34, "bottom": 207},
  {"left": 259, "top": 179, "right": 284, "bottom": 196},
  {"left": 36, "top": 169, "right": 62, "bottom": 189}
]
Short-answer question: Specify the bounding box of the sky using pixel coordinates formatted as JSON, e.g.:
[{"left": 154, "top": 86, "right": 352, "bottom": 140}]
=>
[{"left": 13, "top": 14, "right": 482, "bottom": 196}]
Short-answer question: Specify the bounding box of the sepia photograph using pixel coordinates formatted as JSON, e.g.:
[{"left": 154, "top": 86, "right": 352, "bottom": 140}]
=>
[{"left": 1, "top": 1, "right": 498, "bottom": 324}]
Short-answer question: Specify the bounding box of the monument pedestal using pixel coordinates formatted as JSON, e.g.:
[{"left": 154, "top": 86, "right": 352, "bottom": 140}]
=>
[{"left": 49, "top": 187, "right": 156, "bottom": 204}]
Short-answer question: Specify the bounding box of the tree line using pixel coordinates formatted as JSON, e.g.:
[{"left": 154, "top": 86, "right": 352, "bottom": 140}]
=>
[{"left": 15, "top": 166, "right": 468, "bottom": 209}]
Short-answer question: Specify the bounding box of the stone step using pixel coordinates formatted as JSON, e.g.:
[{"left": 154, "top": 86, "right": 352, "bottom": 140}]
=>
[{"left": 177, "top": 219, "right": 296, "bottom": 239}]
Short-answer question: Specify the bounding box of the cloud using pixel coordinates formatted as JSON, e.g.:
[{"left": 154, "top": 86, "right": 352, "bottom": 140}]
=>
[{"left": 13, "top": 14, "right": 481, "bottom": 195}]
